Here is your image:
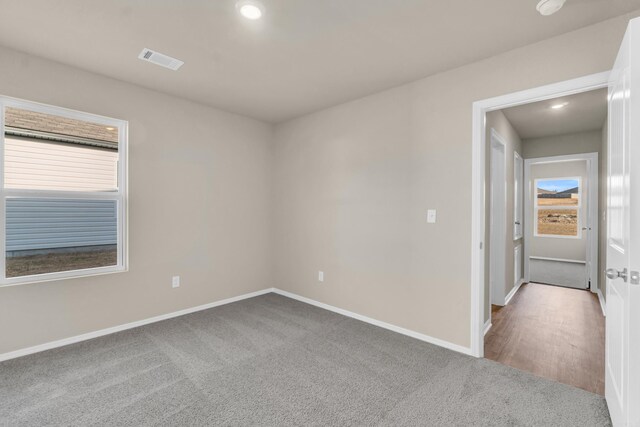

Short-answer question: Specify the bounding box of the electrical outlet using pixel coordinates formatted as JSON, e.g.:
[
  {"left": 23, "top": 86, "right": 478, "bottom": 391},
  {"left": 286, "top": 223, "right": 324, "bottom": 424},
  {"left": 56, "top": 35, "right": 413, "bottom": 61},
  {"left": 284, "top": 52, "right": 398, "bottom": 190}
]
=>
[
  {"left": 427, "top": 209, "right": 437, "bottom": 223},
  {"left": 172, "top": 276, "right": 180, "bottom": 288},
  {"left": 318, "top": 271, "right": 324, "bottom": 282}
]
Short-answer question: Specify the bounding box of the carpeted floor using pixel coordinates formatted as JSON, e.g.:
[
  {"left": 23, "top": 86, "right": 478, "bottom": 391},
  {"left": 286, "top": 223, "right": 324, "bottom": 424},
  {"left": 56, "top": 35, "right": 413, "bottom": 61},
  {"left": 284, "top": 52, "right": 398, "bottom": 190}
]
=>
[{"left": 0, "top": 293, "right": 611, "bottom": 426}]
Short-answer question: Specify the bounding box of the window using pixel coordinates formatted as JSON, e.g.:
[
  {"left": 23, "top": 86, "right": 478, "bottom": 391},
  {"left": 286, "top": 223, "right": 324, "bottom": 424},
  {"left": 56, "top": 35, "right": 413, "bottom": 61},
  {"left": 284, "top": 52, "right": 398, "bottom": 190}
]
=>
[
  {"left": 0, "top": 97, "right": 127, "bottom": 285},
  {"left": 534, "top": 177, "right": 580, "bottom": 238}
]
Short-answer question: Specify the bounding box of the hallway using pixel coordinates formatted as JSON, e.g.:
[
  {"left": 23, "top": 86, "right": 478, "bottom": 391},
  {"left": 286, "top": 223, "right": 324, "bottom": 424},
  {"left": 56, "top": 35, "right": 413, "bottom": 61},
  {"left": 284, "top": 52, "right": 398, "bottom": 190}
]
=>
[{"left": 485, "top": 282, "right": 605, "bottom": 395}]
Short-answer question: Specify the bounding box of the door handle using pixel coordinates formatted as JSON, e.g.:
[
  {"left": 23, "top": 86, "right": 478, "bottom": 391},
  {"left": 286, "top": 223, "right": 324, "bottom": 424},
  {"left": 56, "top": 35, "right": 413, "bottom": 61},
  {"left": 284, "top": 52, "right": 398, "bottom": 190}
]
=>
[
  {"left": 515, "top": 221, "right": 521, "bottom": 225},
  {"left": 606, "top": 268, "right": 628, "bottom": 282}
]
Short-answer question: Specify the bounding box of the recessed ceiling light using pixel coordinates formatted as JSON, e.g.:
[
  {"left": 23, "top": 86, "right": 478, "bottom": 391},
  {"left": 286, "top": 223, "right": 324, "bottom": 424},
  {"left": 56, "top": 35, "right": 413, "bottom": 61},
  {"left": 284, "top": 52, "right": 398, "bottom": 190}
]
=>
[
  {"left": 236, "top": 0, "right": 264, "bottom": 20},
  {"left": 551, "top": 102, "right": 569, "bottom": 110},
  {"left": 536, "top": 0, "right": 566, "bottom": 16}
]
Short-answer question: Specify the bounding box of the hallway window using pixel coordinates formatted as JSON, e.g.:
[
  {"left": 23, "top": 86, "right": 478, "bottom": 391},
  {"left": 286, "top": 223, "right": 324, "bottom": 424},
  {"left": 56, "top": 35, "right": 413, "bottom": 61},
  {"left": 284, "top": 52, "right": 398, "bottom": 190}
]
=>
[{"left": 535, "top": 178, "right": 580, "bottom": 238}]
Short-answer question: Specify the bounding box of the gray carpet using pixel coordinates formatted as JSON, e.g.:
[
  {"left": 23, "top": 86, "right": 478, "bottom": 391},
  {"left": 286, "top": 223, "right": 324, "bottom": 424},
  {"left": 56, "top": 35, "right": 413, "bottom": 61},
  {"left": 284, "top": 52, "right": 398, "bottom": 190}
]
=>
[{"left": 0, "top": 293, "right": 610, "bottom": 426}]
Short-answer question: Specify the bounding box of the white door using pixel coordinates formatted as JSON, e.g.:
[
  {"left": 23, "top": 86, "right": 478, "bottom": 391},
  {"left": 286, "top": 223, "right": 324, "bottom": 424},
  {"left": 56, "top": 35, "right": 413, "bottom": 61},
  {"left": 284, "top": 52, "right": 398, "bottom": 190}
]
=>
[
  {"left": 490, "top": 133, "right": 506, "bottom": 305},
  {"left": 605, "top": 17, "right": 640, "bottom": 427},
  {"left": 514, "top": 152, "right": 523, "bottom": 240},
  {"left": 527, "top": 159, "right": 589, "bottom": 289}
]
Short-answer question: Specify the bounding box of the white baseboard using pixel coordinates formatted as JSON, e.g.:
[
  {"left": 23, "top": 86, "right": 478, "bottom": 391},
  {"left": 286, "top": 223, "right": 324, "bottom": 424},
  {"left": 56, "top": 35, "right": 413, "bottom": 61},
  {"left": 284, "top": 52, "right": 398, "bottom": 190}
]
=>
[
  {"left": 597, "top": 289, "right": 606, "bottom": 317},
  {"left": 0, "top": 288, "right": 275, "bottom": 363},
  {"left": 483, "top": 319, "right": 492, "bottom": 336},
  {"left": 271, "top": 288, "right": 472, "bottom": 356},
  {"left": 504, "top": 278, "right": 525, "bottom": 306},
  {"left": 1, "top": 286, "right": 473, "bottom": 363}
]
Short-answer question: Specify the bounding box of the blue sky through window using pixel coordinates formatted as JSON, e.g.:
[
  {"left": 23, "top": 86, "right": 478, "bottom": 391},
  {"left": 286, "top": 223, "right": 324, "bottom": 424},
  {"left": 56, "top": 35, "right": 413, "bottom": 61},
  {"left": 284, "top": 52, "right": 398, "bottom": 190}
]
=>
[{"left": 537, "top": 178, "right": 579, "bottom": 193}]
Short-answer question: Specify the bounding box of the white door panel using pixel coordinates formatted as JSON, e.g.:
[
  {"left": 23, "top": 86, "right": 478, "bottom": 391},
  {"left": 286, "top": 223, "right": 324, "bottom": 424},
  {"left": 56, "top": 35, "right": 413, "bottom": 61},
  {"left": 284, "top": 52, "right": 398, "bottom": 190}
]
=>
[
  {"left": 490, "top": 132, "right": 506, "bottom": 305},
  {"left": 514, "top": 152, "right": 523, "bottom": 240},
  {"left": 606, "top": 17, "right": 640, "bottom": 427}
]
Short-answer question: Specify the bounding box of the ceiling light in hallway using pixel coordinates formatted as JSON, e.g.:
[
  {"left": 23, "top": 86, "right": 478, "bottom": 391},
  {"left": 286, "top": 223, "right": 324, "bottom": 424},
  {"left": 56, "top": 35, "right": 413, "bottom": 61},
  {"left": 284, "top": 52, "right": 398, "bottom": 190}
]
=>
[
  {"left": 536, "top": 0, "right": 566, "bottom": 16},
  {"left": 236, "top": 0, "right": 264, "bottom": 20}
]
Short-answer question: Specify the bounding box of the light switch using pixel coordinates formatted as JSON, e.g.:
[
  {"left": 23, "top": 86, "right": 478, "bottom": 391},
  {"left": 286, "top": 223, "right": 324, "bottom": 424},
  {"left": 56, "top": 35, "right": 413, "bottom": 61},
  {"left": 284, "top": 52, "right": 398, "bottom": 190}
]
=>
[{"left": 427, "top": 209, "right": 437, "bottom": 223}]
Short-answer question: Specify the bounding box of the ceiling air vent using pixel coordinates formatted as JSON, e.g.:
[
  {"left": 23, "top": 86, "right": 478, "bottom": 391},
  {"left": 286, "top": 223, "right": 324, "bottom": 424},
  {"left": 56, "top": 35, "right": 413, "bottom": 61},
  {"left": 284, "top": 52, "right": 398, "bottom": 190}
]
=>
[{"left": 138, "top": 48, "right": 184, "bottom": 71}]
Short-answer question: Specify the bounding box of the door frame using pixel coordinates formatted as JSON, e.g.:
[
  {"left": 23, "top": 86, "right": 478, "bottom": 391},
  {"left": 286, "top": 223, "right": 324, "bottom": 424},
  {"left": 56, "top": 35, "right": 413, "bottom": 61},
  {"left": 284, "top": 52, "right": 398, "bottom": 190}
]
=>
[
  {"left": 514, "top": 151, "right": 524, "bottom": 241},
  {"left": 523, "top": 152, "right": 599, "bottom": 292},
  {"left": 470, "top": 71, "right": 609, "bottom": 358},
  {"left": 489, "top": 129, "right": 507, "bottom": 306}
]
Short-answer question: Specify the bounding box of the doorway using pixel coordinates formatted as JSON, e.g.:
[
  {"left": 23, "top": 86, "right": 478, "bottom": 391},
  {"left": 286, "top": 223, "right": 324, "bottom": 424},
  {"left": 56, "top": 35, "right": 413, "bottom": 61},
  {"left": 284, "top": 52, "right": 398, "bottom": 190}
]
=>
[
  {"left": 474, "top": 77, "right": 608, "bottom": 396},
  {"left": 524, "top": 153, "right": 599, "bottom": 292},
  {"left": 472, "top": 18, "right": 640, "bottom": 424},
  {"left": 471, "top": 72, "right": 609, "bottom": 355}
]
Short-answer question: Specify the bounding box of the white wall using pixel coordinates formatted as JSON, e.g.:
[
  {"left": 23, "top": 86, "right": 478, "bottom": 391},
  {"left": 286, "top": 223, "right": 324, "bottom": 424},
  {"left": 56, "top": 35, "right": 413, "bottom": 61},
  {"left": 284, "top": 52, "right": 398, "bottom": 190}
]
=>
[
  {"left": 0, "top": 45, "right": 274, "bottom": 354},
  {"left": 522, "top": 130, "right": 603, "bottom": 159},
  {"left": 272, "top": 13, "right": 638, "bottom": 349}
]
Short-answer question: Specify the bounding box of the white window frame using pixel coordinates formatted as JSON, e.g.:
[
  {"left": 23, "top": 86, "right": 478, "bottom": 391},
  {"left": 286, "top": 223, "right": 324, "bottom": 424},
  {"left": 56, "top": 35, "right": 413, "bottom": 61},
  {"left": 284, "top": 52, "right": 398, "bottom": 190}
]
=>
[
  {"left": 533, "top": 176, "right": 582, "bottom": 239},
  {"left": 0, "top": 96, "right": 128, "bottom": 286}
]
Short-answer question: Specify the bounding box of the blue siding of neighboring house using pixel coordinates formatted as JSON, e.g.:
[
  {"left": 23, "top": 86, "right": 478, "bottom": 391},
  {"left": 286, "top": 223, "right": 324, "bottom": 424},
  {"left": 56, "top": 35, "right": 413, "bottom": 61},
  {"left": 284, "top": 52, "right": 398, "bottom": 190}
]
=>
[{"left": 6, "top": 198, "right": 117, "bottom": 252}]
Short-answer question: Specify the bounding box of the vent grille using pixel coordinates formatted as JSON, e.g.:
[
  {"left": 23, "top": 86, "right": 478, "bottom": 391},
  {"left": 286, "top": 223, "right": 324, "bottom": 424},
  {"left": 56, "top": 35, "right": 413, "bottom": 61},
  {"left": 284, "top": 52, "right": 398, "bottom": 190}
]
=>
[{"left": 138, "top": 48, "right": 184, "bottom": 71}]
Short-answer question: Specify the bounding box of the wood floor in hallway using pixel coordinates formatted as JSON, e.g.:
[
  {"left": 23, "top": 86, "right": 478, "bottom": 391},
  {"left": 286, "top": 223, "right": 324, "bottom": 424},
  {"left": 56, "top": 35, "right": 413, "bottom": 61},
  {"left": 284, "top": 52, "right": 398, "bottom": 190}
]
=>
[{"left": 484, "top": 282, "right": 605, "bottom": 395}]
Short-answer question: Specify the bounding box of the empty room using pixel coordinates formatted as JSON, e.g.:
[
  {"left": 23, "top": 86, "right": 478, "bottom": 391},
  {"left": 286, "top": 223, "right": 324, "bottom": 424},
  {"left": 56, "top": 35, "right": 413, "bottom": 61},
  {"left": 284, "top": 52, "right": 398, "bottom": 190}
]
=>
[{"left": 1, "top": 1, "right": 640, "bottom": 426}]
